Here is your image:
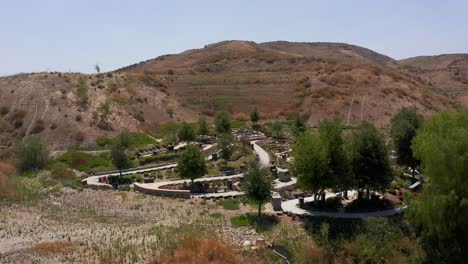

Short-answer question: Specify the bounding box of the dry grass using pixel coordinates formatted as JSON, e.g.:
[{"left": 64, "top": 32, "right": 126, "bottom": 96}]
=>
[
  {"left": 153, "top": 235, "right": 243, "bottom": 264},
  {"left": 32, "top": 241, "right": 77, "bottom": 255},
  {"left": 0, "top": 161, "right": 15, "bottom": 198}
]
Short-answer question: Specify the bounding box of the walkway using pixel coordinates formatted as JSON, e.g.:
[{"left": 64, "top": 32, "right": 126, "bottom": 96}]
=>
[
  {"left": 280, "top": 192, "right": 407, "bottom": 218},
  {"left": 252, "top": 141, "right": 271, "bottom": 166}
]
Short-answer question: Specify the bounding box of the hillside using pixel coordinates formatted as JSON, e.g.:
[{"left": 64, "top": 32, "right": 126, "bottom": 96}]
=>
[
  {"left": 0, "top": 41, "right": 460, "bottom": 148},
  {"left": 119, "top": 40, "right": 456, "bottom": 123},
  {"left": 398, "top": 54, "right": 468, "bottom": 105},
  {"left": 0, "top": 72, "right": 196, "bottom": 148}
]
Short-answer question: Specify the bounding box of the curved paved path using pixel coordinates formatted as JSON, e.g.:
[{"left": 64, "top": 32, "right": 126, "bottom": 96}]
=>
[
  {"left": 252, "top": 141, "right": 271, "bottom": 166},
  {"left": 280, "top": 191, "right": 407, "bottom": 218}
]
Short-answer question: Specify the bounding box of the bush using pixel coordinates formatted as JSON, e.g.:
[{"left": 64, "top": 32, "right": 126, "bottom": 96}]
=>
[
  {"left": 0, "top": 106, "right": 9, "bottom": 116},
  {"left": 346, "top": 218, "right": 405, "bottom": 263},
  {"left": 50, "top": 163, "right": 76, "bottom": 180},
  {"left": 16, "top": 136, "right": 49, "bottom": 172}
]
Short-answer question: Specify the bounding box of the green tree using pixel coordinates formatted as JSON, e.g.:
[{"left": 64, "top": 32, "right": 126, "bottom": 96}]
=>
[
  {"left": 407, "top": 109, "right": 468, "bottom": 263},
  {"left": 347, "top": 122, "right": 391, "bottom": 198},
  {"left": 250, "top": 107, "right": 260, "bottom": 125},
  {"left": 177, "top": 145, "right": 207, "bottom": 188},
  {"left": 292, "top": 114, "right": 307, "bottom": 136},
  {"left": 318, "top": 119, "right": 351, "bottom": 195},
  {"left": 117, "top": 132, "right": 130, "bottom": 148},
  {"left": 76, "top": 77, "right": 89, "bottom": 106},
  {"left": 391, "top": 108, "right": 421, "bottom": 178},
  {"left": 197, "top": 115, "right": 209, "bottom": 136},
  {"left": 218, "top": 133, "right": 233, "bottom": 162},
  {"left": 242, "top": 161, "right": 272, "bottom": 217},
  {"left": 291, "top": 131, "right": 328, "bottom": 199},
  {"left": 177, "top": 122, "right": 195, "bottom": 142},
  {"left": 110, "top": 143, "right": 131, "bottom": 182},
  {"left": 215, "top": 111, "right": 231, "bottom": 134},
  {"left": 271, "top": 122, "right": 283, "bottom": 138},
  {"left": 291, "top": 119, "right": 350, "bottom": 200},
  {"left": 16, "top": 136, "right": 49, "bottom": 172}
]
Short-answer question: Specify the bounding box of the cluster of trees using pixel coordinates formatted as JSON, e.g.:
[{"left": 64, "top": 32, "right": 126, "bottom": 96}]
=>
[
  {"left": 176, "top": 115, "right": 209, "bottom": 142},
  {"left": 292, "top": 119, "right": 391, "bottom": 201}
]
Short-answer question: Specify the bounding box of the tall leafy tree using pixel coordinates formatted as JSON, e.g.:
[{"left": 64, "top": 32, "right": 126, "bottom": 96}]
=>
[
  {"left": 318, "top": 119, "right": 351, "bottom": 195},
  {"left": 292, "top": 114, "right": 307, "bottom": 136},
  {"left": 408, "top": 109, "right": 468, "bottom": 263},
  {"left": 117, "top": 132, "right": 130, "bottom": 148},
  {"left": 177, "top": 145, "right": 207, "bottom": 188},
  {"left": 177, "top": 122, "right": 195, "bottom": 142},
  {"left": 242, "top": 160, "right": 272, "bottom": 217},
  {"left": 197, "top": 115, "right": 209, "bottom": 136},
  {"left": 217, "top": 133, "right": 233, "bottom": 162},
  {"left": 110, "top": 143, "right": 131, "bottom": 181},
  {"left": 292, "top": 119, "right": 351, "bottom": 200},
  {"left": 16, "top": 136, "right": 49, "bottom": 172},
  {"left": 391, "top": 108, "right": 421, "bottom": 178},
  {"left": 250, "top": 107, "right": 260, "bottom": 125},
  {"left": 291, "top": 131, "right": 328, "bottom": 199},
  {"left": 215, "top": 111, "right": 231, "bottom": 134},
  {"left": 347, "top": 122, "right": 391, "bottom": 198}
]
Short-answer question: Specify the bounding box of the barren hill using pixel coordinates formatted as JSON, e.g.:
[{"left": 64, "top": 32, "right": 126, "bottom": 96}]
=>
[
  {"left": 398, "top": 54, "right": 468, "bottom": 105},
  {"left": 119, "top": 40, "right": 456, "bottom": 123},
  {"left": 0, "top": 41, "right": 460, "bottom": 147}
]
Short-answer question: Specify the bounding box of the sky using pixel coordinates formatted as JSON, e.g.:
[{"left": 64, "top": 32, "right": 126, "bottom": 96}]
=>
[{"left": 1, "top": 0, "right": 467, "bottom": 75}]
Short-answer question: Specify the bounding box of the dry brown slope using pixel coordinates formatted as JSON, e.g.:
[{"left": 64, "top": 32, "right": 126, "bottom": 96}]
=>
[
  {"left": 119, "top": 40, "right": 457, "bottom": 126},
  {"left": 0, "top": 72, "right": 196, "bottom": 148},
  {"left": 398, "top": 54, "right": 468, "bottom": 105}
]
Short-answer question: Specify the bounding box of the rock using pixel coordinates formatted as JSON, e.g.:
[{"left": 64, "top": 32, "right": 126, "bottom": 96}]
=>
[{"left": 242, "top": 240, "right": 252, "bottom": 248}]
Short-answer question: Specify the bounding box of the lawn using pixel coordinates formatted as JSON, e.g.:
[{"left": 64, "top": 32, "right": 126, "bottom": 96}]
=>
[
  {"left": 217, "top": 198, "right": 240, "bottom": 210},
  {"left": 57, "top": 151, "right": 112, "bottom": 173}
]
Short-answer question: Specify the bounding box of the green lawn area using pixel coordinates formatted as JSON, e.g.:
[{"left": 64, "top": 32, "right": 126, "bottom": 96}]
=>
[
  {"left": 57, "top": 151, "right": 112, "bottom": 173},
  {"left": 217, "top": 198, "right": 240, "bottom": 210},
  {"left": 231, "top": 213, "right": 279, "bottom": 231},
  {"left": 230, "top": 214, "right": 251, "bottom": 227},
  {"left": 231, "top": 120, "right": 247, "bottom": 129}
]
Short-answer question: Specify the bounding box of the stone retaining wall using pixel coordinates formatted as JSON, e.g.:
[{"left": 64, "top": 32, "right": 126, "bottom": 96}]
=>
[{"left": 134, "top": 183, "right": 191, "bottom": 198}]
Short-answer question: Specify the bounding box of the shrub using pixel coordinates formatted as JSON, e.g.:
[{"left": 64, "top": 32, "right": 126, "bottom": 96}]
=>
[
  {"left": 16, "top": 136, "right": 49, "bottom": 172},
  {"left": 50, "top": 163, "right": 76, "bottom": 180},
  {"left": 32, "top": 120, "right": 46, "bottom": 134},
  {"left": 0, "top": 106, "right": 9, "bottom": 116}
]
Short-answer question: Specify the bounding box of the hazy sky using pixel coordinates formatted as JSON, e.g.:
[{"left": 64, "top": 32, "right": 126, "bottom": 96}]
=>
[{"left": 1, "top": 0, "right": 467, "bottom": 75}]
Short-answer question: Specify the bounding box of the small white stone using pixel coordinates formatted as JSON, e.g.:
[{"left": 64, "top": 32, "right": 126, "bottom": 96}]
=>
[{"left": 242, "top": 240, "right": 252, "bottom": 247}]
